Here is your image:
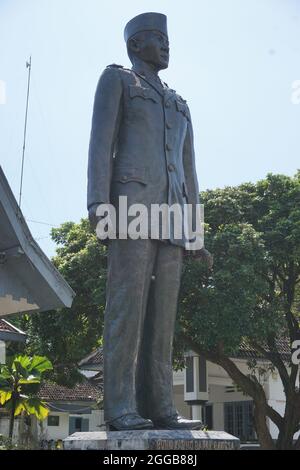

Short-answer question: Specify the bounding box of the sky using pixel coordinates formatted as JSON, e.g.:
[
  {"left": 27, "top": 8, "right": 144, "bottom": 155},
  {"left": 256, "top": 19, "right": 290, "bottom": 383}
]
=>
[{"left": 0, "top": 0, "right": 299, "bottom": 257}]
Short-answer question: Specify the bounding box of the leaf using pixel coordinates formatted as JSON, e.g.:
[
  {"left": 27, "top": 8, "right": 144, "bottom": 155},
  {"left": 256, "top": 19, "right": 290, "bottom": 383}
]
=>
[
  {"left": 14, "top": 398, "right": 27, "bottom": 416},
  {"left": 13, "top": 360, "right": 28, "bottom": 378},
  {"left": 0, "top": 377, "right": 10, "bottom": 389},
  {"left": 0, "top": 367, "right": 12, "bottom": 380},
  {"left": 20, "top": 382, "right": 41, "bottom": 396},
  {"left": 29, "top": 356, "right": 53, "bottom": 374},
  {"left": 13, "top": 355, "right": 31, "bottom": 371},
  {"left": 0, "top": 390, "right": 12, "bottom": 405},
  {"left": 19, "top": 375, "right": 41, "bottom": 385},
  {"left": 24, "top": 398, "right": 49, "bottom": 420}
]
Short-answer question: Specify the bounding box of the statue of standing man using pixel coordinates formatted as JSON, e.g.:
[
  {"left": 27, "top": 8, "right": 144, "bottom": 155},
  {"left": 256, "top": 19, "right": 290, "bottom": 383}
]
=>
[{"left": 88, "top": 12, "right": 211, "bottom": 431}]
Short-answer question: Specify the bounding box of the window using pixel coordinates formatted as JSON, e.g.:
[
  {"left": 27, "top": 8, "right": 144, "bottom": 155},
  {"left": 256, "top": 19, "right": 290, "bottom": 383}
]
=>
[
  {"left": 47, "top": 415, "right": 60, "bottom": 426},
  {"left": 185, "top": 356, "right": 194, "bottom": 392},
  {"left": 198, "top": 356, "right": 207, "bottom": 392},
  {"left": 69, "top": 416, "right": 89, "bottom": 435},
  {"left": 224, "top": 401, "right": 255, "bottom": 441},
  {"left": 202, "top": 404, "right": 213, "bottom": 430}
]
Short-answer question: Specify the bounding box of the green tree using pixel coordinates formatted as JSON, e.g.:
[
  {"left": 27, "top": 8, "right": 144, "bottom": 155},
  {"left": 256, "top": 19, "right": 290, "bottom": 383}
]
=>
[
  {"left": 10, "top": 219, "right": 106, "bottom": 386},
  {"left": 12, "top": 172, "right": 300, "bottom": 448},
  {"left": 0, "top": 355, "right": 52, "bottom": 439},
  {"left": 176, "top": 172, "right": 300, "bottom": 449}
]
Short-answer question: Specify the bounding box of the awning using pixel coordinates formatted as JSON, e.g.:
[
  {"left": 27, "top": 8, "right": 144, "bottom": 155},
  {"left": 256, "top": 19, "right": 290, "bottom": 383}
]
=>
[
  {"left": 0, "top": 166, "right": 75, "bottom": 316},
  {"left": 0, "top": 318, "right": 26, "bottom": 342}
]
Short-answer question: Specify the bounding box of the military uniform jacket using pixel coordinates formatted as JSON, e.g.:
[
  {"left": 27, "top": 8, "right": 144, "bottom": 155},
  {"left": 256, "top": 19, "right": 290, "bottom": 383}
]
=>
[{"left": 87, "top": 64, "right": 200, "bottom": 249}]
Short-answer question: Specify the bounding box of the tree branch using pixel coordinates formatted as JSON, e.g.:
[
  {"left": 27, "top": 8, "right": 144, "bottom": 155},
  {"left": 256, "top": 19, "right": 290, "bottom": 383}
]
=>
[
  {"left": 265, "top": 404, "right": 284, "bottom": 430},
  {"left": 249, "top": 339, "right": 290, "bottom": 396}
]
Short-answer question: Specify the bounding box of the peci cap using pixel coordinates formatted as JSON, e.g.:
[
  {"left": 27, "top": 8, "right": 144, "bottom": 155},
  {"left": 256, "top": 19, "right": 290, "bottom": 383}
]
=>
[{"left": 124, "top": 12, "right": 168, "bottom": 42}]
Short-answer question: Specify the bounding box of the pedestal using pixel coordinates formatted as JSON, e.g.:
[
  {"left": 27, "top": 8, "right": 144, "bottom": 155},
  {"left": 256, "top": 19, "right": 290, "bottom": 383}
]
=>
[{"left": 63, "top": 429, "right": 240, "bottom": 450}]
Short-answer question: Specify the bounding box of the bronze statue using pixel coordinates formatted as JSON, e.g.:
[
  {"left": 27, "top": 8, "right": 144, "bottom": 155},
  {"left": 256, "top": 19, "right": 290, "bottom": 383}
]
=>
[{"left": 88, "top": 12, "right": 211, "bottom": 431}]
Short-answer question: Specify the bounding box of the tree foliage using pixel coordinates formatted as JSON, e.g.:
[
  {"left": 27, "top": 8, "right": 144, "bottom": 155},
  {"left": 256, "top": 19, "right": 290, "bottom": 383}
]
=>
[
  {"left": 176, "top": 172, "right": 300, "bottom": 449},
  {"left": 10, "top": 219, "right": 107, "bottom": 385},
  {"left": 0, "top": 355, "right": 52, "bottom": 438},
  {"left": 10, "top": 172, "right": 300, "bottom": 448}
]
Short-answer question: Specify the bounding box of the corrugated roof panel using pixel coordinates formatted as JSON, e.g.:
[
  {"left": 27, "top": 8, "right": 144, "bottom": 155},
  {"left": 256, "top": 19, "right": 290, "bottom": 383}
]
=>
[{"left": 0, "top": 166, "right": 75, "bottom": 315}]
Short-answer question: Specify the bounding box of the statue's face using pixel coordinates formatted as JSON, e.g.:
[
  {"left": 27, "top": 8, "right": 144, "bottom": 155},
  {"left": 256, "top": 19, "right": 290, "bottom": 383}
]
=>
[{"left": 129, "top": 30, "right": 170, "bottom": 70}]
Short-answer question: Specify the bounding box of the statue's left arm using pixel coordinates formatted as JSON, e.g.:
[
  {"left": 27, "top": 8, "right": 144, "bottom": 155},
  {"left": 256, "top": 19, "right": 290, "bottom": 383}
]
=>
[{"left": 183, "top": 115, "right": 200, "bottom": 236}]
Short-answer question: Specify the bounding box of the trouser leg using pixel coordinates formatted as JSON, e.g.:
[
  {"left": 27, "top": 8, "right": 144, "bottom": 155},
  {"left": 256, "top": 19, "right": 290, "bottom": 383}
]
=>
[
  {"left": 136, "top": 242, "right": 183, "bottom": 420},
  {"left": 103, "top": 238, "right": 156, "bottom": 422}
]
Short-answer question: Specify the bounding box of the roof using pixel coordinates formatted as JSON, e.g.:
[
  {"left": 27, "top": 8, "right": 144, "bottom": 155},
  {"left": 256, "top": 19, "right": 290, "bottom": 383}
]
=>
[
  {"left": 78, "top": 347, "right": 103, "bottom": 370},
  {"left": 79, "top": 339, "right": 291, "bottom": 371},
  {"left": 0, "top": 166, "right": 75, "bottom": 316},
  {"left": 237, "top": 339, "right": 291, "bottom": 362},
  {"left": 38, "top": 378, "right": 102, "bottom": 402},
  {"left": 0, "top": 318, "right": 26, "bottom": 342}
]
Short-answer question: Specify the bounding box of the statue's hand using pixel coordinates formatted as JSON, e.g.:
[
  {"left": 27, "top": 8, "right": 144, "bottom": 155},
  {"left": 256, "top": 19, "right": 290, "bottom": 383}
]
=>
[{"left": 190, "top": 247, "right": 214, "bottom": 270}]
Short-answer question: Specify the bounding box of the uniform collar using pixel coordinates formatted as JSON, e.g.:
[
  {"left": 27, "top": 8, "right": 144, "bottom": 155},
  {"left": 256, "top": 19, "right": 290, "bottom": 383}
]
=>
[{"left": 131, "top": 66, "right": 170, "bottom": 98}]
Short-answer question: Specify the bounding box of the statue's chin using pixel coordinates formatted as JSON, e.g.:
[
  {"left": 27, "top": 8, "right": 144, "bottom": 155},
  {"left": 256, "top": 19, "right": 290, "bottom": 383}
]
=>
[{"left": 154, "top": 60, "right": 169, "bottom": 71}]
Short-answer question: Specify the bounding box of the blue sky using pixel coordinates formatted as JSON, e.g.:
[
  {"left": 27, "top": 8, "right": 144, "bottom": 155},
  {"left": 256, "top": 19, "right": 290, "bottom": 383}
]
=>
[{"left": 0, "top": 0, "right": 299, "bottom": 257}]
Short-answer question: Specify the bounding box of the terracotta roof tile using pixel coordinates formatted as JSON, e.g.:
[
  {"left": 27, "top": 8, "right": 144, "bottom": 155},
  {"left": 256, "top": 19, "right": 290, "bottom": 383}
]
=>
[
  {"left": 237, "top": 338, "right": 291, "bottom": 361},
  {"left": 79, "top": 347, "right": 103, "bottom": 368},
  {"left": 38, "top": 379, "right": 102, "bottom": 402},
  {"left": 0, "top": 318, "right": 26, "bottom": 335}
]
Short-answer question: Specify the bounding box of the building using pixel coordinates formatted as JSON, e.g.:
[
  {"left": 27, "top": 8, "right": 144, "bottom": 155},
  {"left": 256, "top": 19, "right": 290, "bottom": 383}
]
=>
[
  {"left": 0, "top": 166, "right": 75, "bottom": 317},
  {"left": 79, "top": 345, "right": 297, "bottom": 443},
  {"left": 37, "top": 378, "right": 103, "bottom": 446},
  {"left": 0, "top": 319, "right": 27, "bottom": 441},
  {"left": 0, "top": 318, "right": 26, "bottom": 363},
  {"left": 1, "top": 319, "right": 296, "bottom": 445},
  {"left": 0, "top": 323, "right": 103, "bottom": 446}
]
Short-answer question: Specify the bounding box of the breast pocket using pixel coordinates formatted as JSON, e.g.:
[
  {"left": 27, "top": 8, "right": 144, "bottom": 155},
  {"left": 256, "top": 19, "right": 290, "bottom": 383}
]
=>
[{"left": 129, "top": 85, "right": 159, "bottom": 104}]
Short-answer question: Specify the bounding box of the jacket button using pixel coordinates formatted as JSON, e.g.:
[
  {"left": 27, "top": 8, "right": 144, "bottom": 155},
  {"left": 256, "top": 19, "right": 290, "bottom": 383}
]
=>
[
  {"left": 166, "top": 143, "right": 172, "bottom": 151},
  {"left": 166, "top": 122, "right": 172, "bottom": 129},
  {"left": 168, "top": 163, "right": 175, "bottom": 172},
  {"left": 165, "top": 102, "right": 170, "bottom": 108},
  {"left": 121, "top": 175, "right": 128, "bottom": 181}
]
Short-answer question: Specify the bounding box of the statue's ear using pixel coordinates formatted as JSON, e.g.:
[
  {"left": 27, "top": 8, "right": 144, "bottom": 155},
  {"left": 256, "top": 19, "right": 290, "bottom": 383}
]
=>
[{"left": 128, "top": 37, "right": 140, "bottom": 54}]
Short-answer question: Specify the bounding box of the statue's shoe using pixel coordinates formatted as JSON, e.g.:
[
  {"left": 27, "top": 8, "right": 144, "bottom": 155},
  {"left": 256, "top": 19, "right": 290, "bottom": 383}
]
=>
[
  {"left": 107, "top": 413, "right": 154, "bottom": 431},
  {"left": 153, "top": 413, "right": 204, "bottom": 430}
]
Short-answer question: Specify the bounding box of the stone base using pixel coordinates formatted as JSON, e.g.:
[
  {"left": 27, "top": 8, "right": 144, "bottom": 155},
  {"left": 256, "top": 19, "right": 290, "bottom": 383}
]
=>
[{"left": 64, "top": 430, "right": 240, "bottom": 450}]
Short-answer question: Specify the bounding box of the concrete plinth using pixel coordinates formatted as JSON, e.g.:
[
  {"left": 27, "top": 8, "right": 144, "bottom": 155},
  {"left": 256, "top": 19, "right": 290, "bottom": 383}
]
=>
[{"left": 64, "top": 430, "right": 240, "bottom": 450}]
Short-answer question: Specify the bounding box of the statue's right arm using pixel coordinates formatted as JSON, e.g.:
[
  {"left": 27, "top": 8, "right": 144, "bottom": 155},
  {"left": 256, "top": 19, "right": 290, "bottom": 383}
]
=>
[{"left": 87, "top": 67, "right": 123, "bottom": 214}]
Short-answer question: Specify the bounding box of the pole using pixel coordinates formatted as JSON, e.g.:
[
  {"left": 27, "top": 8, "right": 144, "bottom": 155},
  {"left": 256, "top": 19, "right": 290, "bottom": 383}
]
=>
[{"left": 19, "top": 56, "right": 32, "bottom": 208}]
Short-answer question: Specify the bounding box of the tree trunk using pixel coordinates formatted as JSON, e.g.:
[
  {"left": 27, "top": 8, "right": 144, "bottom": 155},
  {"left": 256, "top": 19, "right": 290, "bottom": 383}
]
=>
[
  {"left": 276, "top": 396, "right": 299, "bottom": 449},
  {"left": 253, "top": 400, "right": 275, "bottom": 449},
  {"left": 180, "top": 334, "right": 300, "bottom": 449},
  {"left": 8, "top": 397, "right": 16, "bottom": 440}
]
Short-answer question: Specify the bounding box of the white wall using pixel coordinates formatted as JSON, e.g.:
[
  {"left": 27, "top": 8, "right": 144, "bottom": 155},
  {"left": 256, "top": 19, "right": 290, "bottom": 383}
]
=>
[
  {"left": 173, "top": 358, "right": 300, "bottom": 441},
  {"left": 0, "top": 416, "right": 21, "bottom": 442},
  {"left": 89, "top": 409, "right": 105, "bottom": 431},
  {"left": 0, "top": 340, "right": 5, "bottom": 364},
  {"left": 173, "top": 384, "right": 192, "bottom": 418},
  {"left": 38, "top": 409, "right": 105, "bottom": 441},
  {"left": 208, "top": 384, "right": 253, "bottom": 431},
  {"left": 39, "top": 412, "right": 69, "bottom": 441}
]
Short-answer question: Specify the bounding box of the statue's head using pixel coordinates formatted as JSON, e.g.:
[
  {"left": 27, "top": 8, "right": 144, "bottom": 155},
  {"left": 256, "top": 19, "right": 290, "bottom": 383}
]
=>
[{"left": 124, "top": 13, "right": 169, "bottom": 71}]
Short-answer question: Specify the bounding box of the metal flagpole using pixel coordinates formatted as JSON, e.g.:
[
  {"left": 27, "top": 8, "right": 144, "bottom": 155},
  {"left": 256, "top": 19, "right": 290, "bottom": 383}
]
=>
[{"left": 19, "top": 56, "right": 32, "bottom": 208}]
